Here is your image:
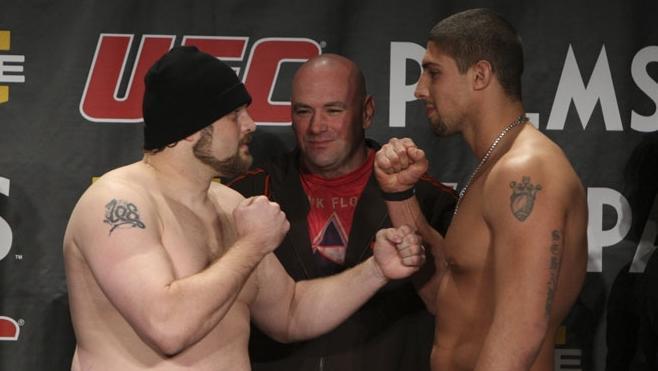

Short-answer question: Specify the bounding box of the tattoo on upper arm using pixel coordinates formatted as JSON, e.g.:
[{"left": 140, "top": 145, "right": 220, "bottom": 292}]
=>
[
  {"left": 545, "top": 230, "right": 562, "bottom": 317},
  {"left": 509, "top": 176, "right": 542, "bottom": 221},
  {"left": 103, "top": 199, "right": 146, "bottom": 235}
]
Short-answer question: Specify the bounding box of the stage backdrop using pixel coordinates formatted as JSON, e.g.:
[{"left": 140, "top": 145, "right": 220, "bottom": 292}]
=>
[{"left": 1, "top": 1, "right": 657, "bottom": 370}]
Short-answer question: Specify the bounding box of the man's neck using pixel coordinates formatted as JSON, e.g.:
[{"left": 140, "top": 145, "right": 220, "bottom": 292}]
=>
[
  {"left": 142, "top": 152, "right": 214, "bottom": 207},
  {"left": 463, "top": 100, "right": 526, "bottom": 160}
]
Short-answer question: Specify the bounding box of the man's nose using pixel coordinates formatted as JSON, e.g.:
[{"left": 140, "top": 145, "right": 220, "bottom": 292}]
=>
[
  {"left": 241, "top": 110, "right": 256, "bottom": 133},
  {"left": 308, "top": 112, "right": 327, "bottom": 133},
  {"left": 415, "top": 73, "right": 429, "bottom": 100}
]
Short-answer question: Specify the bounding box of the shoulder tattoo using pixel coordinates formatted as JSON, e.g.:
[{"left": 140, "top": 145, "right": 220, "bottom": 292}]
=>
[
  {"left": 103, "top": 199, "right": 146, "bottom": 235},
  {"left": 509, "top": 176, "right": 542, "bottom": 221}
]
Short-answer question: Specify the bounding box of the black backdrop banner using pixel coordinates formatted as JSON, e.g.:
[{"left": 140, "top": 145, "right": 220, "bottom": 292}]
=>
[{"left": 1, "top": 1, "right": 657, "bottom": 370}]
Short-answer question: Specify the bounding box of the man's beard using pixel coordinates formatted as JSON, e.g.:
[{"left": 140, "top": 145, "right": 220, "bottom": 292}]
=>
[
  {"left": 429, "top": 117, "right": 448, "bottom": 136},
  {"left": 193, "top": 127, "right": 252, "bottom": 178}
]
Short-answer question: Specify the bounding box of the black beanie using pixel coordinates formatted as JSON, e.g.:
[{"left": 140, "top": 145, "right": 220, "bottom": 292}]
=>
[{"left": 142, "top": 46, "right": 252, "bottom": 150}]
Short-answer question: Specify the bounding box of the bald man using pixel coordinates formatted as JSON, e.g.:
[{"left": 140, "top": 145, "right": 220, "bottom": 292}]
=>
[{"left": 230, "top": 54, "right": 456, "bottom": 371}]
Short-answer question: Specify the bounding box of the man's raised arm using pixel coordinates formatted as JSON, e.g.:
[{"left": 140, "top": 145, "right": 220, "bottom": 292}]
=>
[
  {"left": 374, "top": 137, "right": 449, "bottom": 312},
  {"left": 250, "top": 225, "right": 425, "bottom": 342}
]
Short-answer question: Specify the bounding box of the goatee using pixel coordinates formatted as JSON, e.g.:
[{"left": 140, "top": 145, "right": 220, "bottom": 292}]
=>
[{"left": 193, "top": 128, "right": 253, "bottom": 178}]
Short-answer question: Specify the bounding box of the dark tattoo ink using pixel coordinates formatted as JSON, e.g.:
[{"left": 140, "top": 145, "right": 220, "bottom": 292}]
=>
[
  {"left": 545, "top": 230, "right": 562, "bottom": 317},
  {"left": 509, "top": 176, "right": 542, "bottom": 221},
  {"left": 103, "top": 199, "right": 146, "bottom": 235}
]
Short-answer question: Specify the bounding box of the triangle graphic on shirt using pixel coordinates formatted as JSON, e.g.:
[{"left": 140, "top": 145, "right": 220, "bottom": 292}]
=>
[
  {"left": 315, "top": 212, "right": 347, "bottom": 248},
  {"left": 312, "top": 212, "right": 348, "bottom": 264}
]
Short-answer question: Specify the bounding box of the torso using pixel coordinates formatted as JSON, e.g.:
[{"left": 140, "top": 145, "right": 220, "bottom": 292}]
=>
[
  {"left": 64, "top": 163, "right": 259, "bottom": 370},
  {"left": 430, "top": 126, "right": 587, "bottom": 371}
]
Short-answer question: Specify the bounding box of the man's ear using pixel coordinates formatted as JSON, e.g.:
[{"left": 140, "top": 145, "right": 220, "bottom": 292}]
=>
[
  {"left": 472, "top": 60, "right": 493, "bottom": 91},
  {"left": 362, "top": 95, "right": 375, "bottom": 129},
  {"left": 184, "top": 128, "right": 205, "bottom": 143},
  {"left": 183, "top": 133, "right": 198, "bottom": 142}
]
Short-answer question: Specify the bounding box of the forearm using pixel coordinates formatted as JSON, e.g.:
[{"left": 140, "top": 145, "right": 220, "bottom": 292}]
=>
[
  {"left": 145, "top": 241, "right": 264, "bottom": 354},
  {"left": 385, "top": 196, "right": 443, "bottom": 248},
  {"left": 386, "top": 196, "right": 443, "bottom": 311},
  {"left": 284, "top": 257, "right": 388, "bottom": 341}
]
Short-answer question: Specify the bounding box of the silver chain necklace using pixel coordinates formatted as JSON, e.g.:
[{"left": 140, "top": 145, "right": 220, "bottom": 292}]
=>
[{"left": 453, "top": 114, "right": 528, "bottom": 216}]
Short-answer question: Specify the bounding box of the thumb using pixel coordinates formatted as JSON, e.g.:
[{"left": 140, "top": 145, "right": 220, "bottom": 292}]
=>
[{"left": 241, "top": 196, "right": 257, "bottom": 207}]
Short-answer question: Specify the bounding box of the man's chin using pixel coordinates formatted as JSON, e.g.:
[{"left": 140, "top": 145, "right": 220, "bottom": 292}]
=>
[
  {"left": 429, "top": 120, "right": 449, "bottom": 137},
  {"left": 206, "top": 154, "right": 252, "bottom": 179}
]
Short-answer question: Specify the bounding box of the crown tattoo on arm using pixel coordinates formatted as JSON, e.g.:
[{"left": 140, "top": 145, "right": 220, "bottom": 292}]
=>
[{"left": 509, "top": 176, "right": 542, "bottom": 221}]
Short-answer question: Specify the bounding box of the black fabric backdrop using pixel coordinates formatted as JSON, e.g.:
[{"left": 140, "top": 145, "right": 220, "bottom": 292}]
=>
[{"left": 1, "top": 1, "right": 657, "bottom": 370}]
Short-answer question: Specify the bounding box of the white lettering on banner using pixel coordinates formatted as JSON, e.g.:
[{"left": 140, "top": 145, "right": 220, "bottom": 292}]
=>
[
  {"left": 587, "top": 187, "right": 632, "bottom": 272},
  {"left": 0, "top": 55, "right": 25, "bottom": 83},
  {"left": 631, "top": 46, "right": 658, "bottom": 132},
  {"left": 388, "top": 42, "right": 658, "bottom": 131},
  {"left": 389, "top": 42, "right": 425, "bottom": 127},
  {"left": 0, "top": 177, "right": 12, "bottom": 261},
  {"left": 0, "top": 30, "right": 26, "bottom": 104},
  {"left": 630, "top": 195, "right": 658, "bottom": 272},
  {"left": 547, "top": 45, "right": 623, "bottom": 131},
  {"left": 554, "top": 348, "right": 582, "bottom": 371},
  {"left": 526, "top": 113, "right": 540, "bottom": 128}
]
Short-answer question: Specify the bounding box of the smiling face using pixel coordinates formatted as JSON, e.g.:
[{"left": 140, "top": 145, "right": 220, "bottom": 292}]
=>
[
  {"left": 193, "top": 105, "right": 255, "bottom": 178},
  {"left": 291, "top": 55, "right": 374, "bottom": 178},
  {"left": 415, "top": 41, "right": 473, "bottom": 137}
]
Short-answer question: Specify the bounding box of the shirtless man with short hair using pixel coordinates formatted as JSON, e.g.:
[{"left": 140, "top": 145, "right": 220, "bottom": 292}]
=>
[
  {"left": 374, "top": 9, "right": 588, "bottom": 371},
  {"left": 63, "top": 46, "right": 426, "bottom": 371}
]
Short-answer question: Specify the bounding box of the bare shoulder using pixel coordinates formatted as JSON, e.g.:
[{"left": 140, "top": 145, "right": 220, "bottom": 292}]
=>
[
  {"left": 64, "top": 163, "right": 159, "bottom": 250},
  {"left": 484, "top": 126, "right": 585, "bottom": 221},
  {"left": 491, "top": 127, "right": 583, "bottom": 193}
]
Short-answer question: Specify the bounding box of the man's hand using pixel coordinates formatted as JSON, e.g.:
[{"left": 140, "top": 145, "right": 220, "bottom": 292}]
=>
[
  {"left": 374, "top": 138, "right": 429, "bottom": 192},
  {"left": 372, "top": 225, "right": 425, "bottom": 280},
  {"left": 233, "top": 196, "right": 290, "bottom": 255}
]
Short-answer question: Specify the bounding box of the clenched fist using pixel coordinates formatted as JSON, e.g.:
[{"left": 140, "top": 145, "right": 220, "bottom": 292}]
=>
[
  {"left": 374, "top": 138, "right": 428, "bottom": 193},
  {"left": 233, "top": 196, "right": 290, "bottom": 255},
  {"left": 372, "top": 225, "right": 425, "bottom": 280}
]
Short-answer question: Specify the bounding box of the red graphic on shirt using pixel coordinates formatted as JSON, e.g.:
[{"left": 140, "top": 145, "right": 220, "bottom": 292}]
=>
[{"left": 301, "top": 151, "right": 375, "bottom": 265}]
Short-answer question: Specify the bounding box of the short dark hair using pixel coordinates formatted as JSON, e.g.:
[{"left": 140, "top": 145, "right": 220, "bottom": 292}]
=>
[{"left": 429, "top": 8, "right": 524, "bottom": 100}]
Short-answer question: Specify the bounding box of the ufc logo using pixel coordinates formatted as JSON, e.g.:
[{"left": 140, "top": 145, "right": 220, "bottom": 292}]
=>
[{"left": 79, "top": 34, "right": 321, "bottom": 125}]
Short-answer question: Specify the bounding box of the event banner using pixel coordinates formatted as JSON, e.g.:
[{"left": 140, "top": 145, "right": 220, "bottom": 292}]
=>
[{"left": 1, "top": 1, "right": 657, "bottom": 370}]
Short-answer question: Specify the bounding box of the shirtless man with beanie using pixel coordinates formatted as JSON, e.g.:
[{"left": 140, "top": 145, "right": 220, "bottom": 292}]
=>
[{"left": 63, "top": 46, "right": 427, "bottom": 371}]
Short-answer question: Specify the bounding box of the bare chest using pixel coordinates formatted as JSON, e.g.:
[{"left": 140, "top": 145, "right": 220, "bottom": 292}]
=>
[
  {"left": 433, "top": 205, "right": 496, "bottom": 363},
  {"left": 158, "top": 202, "right": 236, "bottom": 279},
  {"left": 442, "top": 205, "right": 491, "bottom": 275}
]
